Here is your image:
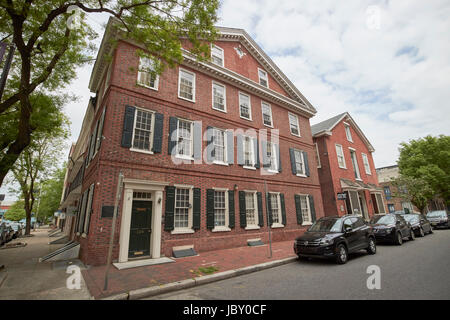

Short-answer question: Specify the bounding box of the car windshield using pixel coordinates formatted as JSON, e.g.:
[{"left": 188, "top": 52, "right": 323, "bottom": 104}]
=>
[
  {"left": 427, "top": 211, "right": 446, "bottom": 218},
  {"left": 308, "top": 218, "right": 343, "bottom": 232},
  {"left": 370, "top": 215, "right": 395, "bottom": 225},
  {"left": 402, "top": 215, "right": 418, "bottom": 223}
]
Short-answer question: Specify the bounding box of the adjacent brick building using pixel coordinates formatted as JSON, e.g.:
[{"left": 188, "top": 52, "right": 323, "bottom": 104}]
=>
[
  {"left": 312, "top": 112, "right": 386, "bottom": 220},
  {"left": 60, "top": 18, "right": 325, "bottom": 266}
]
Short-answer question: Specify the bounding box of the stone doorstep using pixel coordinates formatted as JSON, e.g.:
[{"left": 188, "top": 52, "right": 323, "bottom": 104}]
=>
[{"left": 100, "top": 256, "right": 297, "bottom": 300}]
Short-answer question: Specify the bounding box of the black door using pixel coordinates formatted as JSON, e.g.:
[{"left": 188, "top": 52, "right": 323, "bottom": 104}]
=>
[
  {"left": 129, "top": 200, "right": 152, "bottom": 258},
  {"left": 343, "top": 218, "right": 358, "bottom": 252}
]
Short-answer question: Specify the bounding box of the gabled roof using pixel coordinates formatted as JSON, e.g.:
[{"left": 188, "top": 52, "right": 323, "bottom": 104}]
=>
[
  {"left": 88, "top": 18, "right": 316, "bottom": 118},
  {"left": 311, "top": 112, "right": 375, "bottom": 152}
]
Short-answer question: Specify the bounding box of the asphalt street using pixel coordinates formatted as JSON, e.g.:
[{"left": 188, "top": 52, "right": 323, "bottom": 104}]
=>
[{"left": 148, "top": 228, "right": 450, "bottom": 300}]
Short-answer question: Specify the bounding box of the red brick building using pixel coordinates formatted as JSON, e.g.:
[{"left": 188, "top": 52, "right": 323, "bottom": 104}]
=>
[
  {"left": 59, "top": 18, "right": 325, "bottom": 266},
  {"left": 312, "top": 112, "right": 386, "bottom": 220}
]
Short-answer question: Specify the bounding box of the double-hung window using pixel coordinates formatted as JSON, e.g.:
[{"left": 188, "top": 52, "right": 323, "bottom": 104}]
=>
[
  {"left": 239, "top": 92, "right": 252, "bottom": 120},
  {"left": 137, "top": 56, "right": 159, "bottom": 90},
  {"left": 258, "top": 68, "right": 268, "bottom": 87},
  {"left": 245, "top": 192, "right": 258, "bottom": 227},
  {"left": 214, "top": 190, "right": 227, "bottom": 228},
  {"left": 211, "top": 45, "right": 224, "bottom": 67},
  {"left": 178, "top": 69, "right": 195, "bottom": 101},
  {"left": 335, "top": 144, "right": 346, "bottom": 169},
  {"left": 174, "top": 188, "right": 191, "bottom": 229},
  {"left": 362, "top": 153, "right": 371, "bottom": 175},
  {"left": 132, "top": 109, "right": 154, "bottom": 152},
  {"left": 294, "top": 149, "right": 306, "bottom": 176},
  {"left": 261, "top": 102, "right": 273, "bottom": 127},
  {"left": 213, "top": 128, "right": 226, "bottom": 163},
  {"left": 270, "top": 193, "right": 282, "bottom": 226},
  {"left": 288, "top": 113, "right": 300, "bottom": 136},
  {"left": 349, "top": 149, "right": 361, "bottom": 180},
  {"left": 266, "top": 141, "right": 278, "bottom": 172},
  {"left": 212, "top": 82, "right": 226, "bottom": 112},
  {"left": 344, "top": 124, "right": 353, "bottom": 142},
  {"left": 176, "top": 120, "right": 193, "bottom": 158},
  {"left": 314, "top": 143, "right": 321, "bottom": 168},
  {"left": 300, "top": 195, "right": 312, "bottom": 224},
  {"left": 243, "top": 136, "right": 255, "bottom": 168}
]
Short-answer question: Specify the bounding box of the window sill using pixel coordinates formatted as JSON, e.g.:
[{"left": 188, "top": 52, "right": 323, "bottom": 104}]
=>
[
  {"left": 271, "top": 223, "right": 284, "bottom": 229},
  {"left": 178, "top": 95, "right": 195, "bottom": 103},
  {"left": 296, "top": 173, "right": 307, "bottom": 178},
  {"left": 175, "top": 155, "right": 194, "bottom": 161},
  {"left": 213, "top": 161, "right": 229, "bottom": 166},
  {"left": 212, "top": 106, "right": 227, "bottom": 113},
  {"left": 137, "top": 83, "right": 159, "bottom": 91},
  {"left": 240, "top": 116, "right": 252, "bottom": 121},
  {"left": 245, "top": 226, "right": 260, "bottom": 231},
  {"left": 267, "top": 169, "right": 279, "bottom": 174},
  {"left": 171, "top": 228, "right": 195, "bottom": 235},
  {"left": 263, "top": 123, "right": 274, "bottom": 128},
  {"left": 290, "top": 132, "right": 301, "bottom": 137},
  {"left": 355, "top": 178, "right": 363, "bottom": 181},
  {"left": 302, "top": 222, "right": 313, "bottom": 226},
  {"left": 243, "top": 166, "right": 256, "bottom": 170},
  {"left": 338, "top": 166, "right": 347, "bottom": 170},
  {"left": 130, "top": 148, "right": 154, "bottom": 155},
  {"left": 212, "top": 226, "right": 231, "bottom": 233},
  {"left": 81, "top": 233, "right": 87, "bottom": 238}
]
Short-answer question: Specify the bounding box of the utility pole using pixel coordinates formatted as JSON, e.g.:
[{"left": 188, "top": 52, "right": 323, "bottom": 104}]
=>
[
  {"left": 264, "top": 180, "right": 272, "bottom": 258},
  {"left": 104, "top": 171, "right": 124, "bottom": 291}
]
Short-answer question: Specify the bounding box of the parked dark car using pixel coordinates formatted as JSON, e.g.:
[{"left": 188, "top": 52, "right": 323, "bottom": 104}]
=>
[
  {"left": 9, "top": 222, "right": 23, "bottom": 239},
  {"left": 426, "top": 210, "right": 450, "bottom": 229},
  {"left": 369, "top": 214, "right": 414, "bottom": 245},
  {"left": 401, "top": 214, "right": 432, "bottom": 237},
  {"left": 0, "top": 223, "right": 8, "bottom": 245},
  {"left": 0, "top": 223, "right": 14, "bottom": 243},
  {"left": 294, "top": 215, "right": 376, "bottom": 264}
]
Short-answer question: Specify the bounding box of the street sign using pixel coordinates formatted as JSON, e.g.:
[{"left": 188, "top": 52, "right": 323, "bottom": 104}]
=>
[{"left": 337, "top": 192, "right": 347, "bottom": 200}]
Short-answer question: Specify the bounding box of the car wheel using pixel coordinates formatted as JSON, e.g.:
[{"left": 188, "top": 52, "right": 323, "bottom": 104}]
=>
[
  {"left": 336, "top": 244, "right": 348, "bottom": 264},
  {"left": 419, "top": 228, "right": 425, "bottom": 237},
  {"left": 395, "top": 232, "right": 403, "bottom": 245},
  {"left": 366, "top": 238, "right": 376, "bottom": 255},
  {"left": 409, "top": 230, "right": 415, "bottom": 241}
]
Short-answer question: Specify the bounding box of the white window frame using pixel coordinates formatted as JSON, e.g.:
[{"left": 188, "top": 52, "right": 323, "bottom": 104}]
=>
[
  {"left": 294, "top": 149, "right": 306, "bottom": 177},
  {"left": 298, "top": 194, "right": 313, "bottom": 226},
  {"left": 178, "top": 68, "right": 196, "bottom": 102},
  {"left": 266, "top": 141, "right": 278, "bottom": 173},
  {"left": 261, "top": 101, "right": 273, "bottom": 127},
  {"left": 335, "top": 144, "right": 347, "bottom": 169},
  {"left": 349, "top": 148, "right": 362, "bottom": 180},
  {"left": 362, "top": 153, "right": 371, "bottom": 175},
  {"left": 212, "top": 128, "right": 228, "bottom": 165},
  {"left": 212, "top": 81, "right": 227, "bottom": 113},
  {"left": 244, "top": 191, "right": 259, "bottom": 230},
  {"left": 314, "top": 143, "right": 321, "bottom": 168},
  {"left": 171, "top": 185, "right": 195, "bottom": 234},
  {"left": 211, "top": 44, "right": 224, "bottom": 67},
  {"left": 175, "top": 119, "right": 194, "bottom": 160},
  {"left": 212, "top": 188, "right": 231, "bottom": 232},
  {"left": 288, "top": 112, "right": 300, "bottom": 137},
  {"left": 258, "top": 68, "right": 268, "bottom": 87},
  {"left": 130, "top": 107, "right": 155, "bottom": 154},
  {"left": 243, "top": 135, "right": 256, "bottom": 170},
  {"left": 137, "top": 56, "right": 159, "bottom": 90},
  {"left": 269, "top": 192, "right": 284, "bottom": 228},
  {"left": 344, "top": 123, "right": 353, "bottom": 142},
  {"left": 239, "top": 92, "right": 252, "bottom": 120}
]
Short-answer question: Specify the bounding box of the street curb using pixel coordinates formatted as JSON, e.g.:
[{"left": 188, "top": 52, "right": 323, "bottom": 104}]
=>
[{"left": 100, "top": 256, "right": 297, "bottom": 300}]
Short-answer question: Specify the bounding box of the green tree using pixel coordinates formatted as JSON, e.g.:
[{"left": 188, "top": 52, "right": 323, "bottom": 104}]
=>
[
  {"left": 397, "top": 135, "right": 450, "bottom": 208},
  {"left": 36, "top": 164, "right": 67, "bottom": 223},
  {"left": 4, "top": 199, "right": 28, "bottom": 221},
  {"left": 390, "top": 175, "right": 434, "bottom": 214},
  {"left": 0, "top": 0, "right": 219, "bottom": 187}
]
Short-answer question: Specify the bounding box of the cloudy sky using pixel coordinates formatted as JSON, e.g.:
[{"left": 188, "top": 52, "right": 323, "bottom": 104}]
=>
[{"left": 2, "top": 0, "right": 450, "bottom": 201}]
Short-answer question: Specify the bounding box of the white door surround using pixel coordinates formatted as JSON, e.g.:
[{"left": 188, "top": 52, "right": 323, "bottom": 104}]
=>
[{"left": 118, "top": 179, "right": 169, "bottom": 263}]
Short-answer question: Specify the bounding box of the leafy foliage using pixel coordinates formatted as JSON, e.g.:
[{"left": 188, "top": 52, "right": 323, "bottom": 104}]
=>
[
  {"left": 390, "top": 175, "right": 434, "bottom": 213},
  {"left": 36, "top": 164, "right": 67, "bottom": 222},
  {"left": 4, "top": 199, "right": 28, "bottom": 221}
]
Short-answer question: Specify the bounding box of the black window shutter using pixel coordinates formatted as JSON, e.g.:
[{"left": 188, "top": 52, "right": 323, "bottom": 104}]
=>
[
  {"left": 303, "top": 151, "right": 310, "bottom": 177},
  {"left": 228, "top": 190, "right": 235, "bottom": 228},
  {"left": 206, "top": 126, "right": 214, "bottom": 163},
  {"left": 257, "top": 192, "right": 264, "bottom": 227},
  {"left": 164, "top": 186, "right": 175, "bottom": 231},
  {"left": 96, "top": 106, "right": 106, "bottom": 151},
  {"left": 276, "top": 144, "right": 282, "bottom": 173},
  {"left": 85, "top": 184, "right": 95, "bottom": 234},
  {"left": 239, "top": 191, "right": 246, "bottom": 228},
  {"left": 227, "top": 131, "right": 234, "bottom": 165},
  {"left": 254, "top": 138, "right": 260, "bottom": 169},
  {"left": 168, "top": 117, "right": 178, "bottom": 155},
  {"left": 309, "top": 195, "right": 317, "bottom": 222},
  {"left": 295, "top": 195, "right": 303, "bottom": 225},
  {"left": 121, "top": 105, "right": 136, "bottom": 148},
  {"left": 152, "top": 113, "right": 164, "bottom": 153},
  {"left": 237, "top": 135, "right": 244, "bottom": 165},
  {"left": 193, "top": 188, "right": 201, "bottom": 230},
  {"left": 280, "top": 193, "right": 286, "bottom": 226},
  {"left": 267, "top": 193, "right": 273, "bottom": 225},
  {"left": 289, "top": 148, "right": 297, "bottom": 175},
  {"left": 206, "top": 189, "right": 215, "bottom": 230}
]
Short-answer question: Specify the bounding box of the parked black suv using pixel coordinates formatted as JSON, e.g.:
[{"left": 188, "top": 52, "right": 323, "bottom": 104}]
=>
[
  {"left": 369, "top": 214, "right": 414, "bottom": 245},
  {"left": 294, "top": 215, "right": 376, "bottom": 264},
  {"left": 401, "top": 213, "right": 432, "bottom": 237}
]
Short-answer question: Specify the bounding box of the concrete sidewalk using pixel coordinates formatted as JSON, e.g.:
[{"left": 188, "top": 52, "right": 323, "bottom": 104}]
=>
[
  {"left": 0, "top": 228, "right": 92, "bottom": 300},
  {"left": 82, "top": 240, "right": 297, "bottom": 300}
]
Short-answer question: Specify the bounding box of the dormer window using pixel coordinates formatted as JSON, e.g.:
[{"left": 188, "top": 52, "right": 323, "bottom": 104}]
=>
[
  {"left": 211, "top": 45, "right": 224, "bottom": 67},
  {"left": 258, "top": 68, "right": 268, "bottom": 87}
]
